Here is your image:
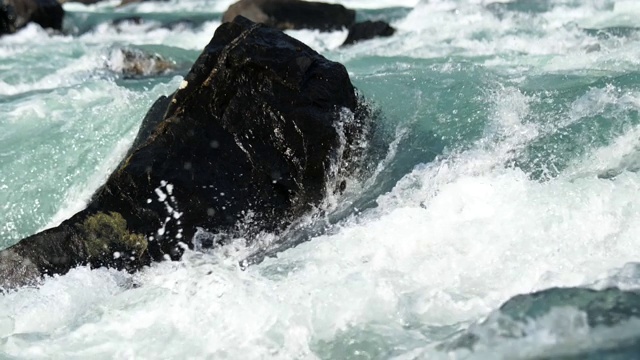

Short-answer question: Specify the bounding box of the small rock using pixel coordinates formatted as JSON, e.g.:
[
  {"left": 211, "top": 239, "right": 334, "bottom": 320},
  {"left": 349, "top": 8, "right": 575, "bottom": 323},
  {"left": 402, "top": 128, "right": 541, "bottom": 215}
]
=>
[
  {"left": 106, "top": 48, "right": 176, "bottom": 77},
  {"left": 584, "top": 43, "right": 601, "bottom": 53},
  {"left": 342, "top": 20, "right": 395, "bottom": 47},
  {"left": 111, "top": 16, "right": 144, "bottom": 26}
]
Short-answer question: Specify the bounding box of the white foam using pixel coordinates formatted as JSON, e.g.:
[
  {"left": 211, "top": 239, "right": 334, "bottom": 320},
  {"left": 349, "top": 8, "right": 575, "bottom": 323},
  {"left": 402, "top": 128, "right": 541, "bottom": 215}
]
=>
[
  {"left": 81, "top": 20, "right": 220, "bottom": 50},
  {"left": 4, "top": 0, "right": 640, "bottom": 358},
  {"left": 0, "top": 54, "right": 105, "bottom": 96},
  {"left": 342, "top": 0, "right": 640, "bottom": 74},
  {"left": 6, "top": 74, "right": 640, "bottom": 358},
  {"left": 41, "top": 77, "right": 183, "bottom": 231},
  {"left": 285, "top": 29, "right": 348, "bottom": 52},
  {"left": 115, "top": 0, "right": 230, "bottom": 14},
  {"left": 8, "top": 155, "right": 640, "bottom": 358},
  {"left": 62, "top": 0, "right": 120, "bottom": 12}
]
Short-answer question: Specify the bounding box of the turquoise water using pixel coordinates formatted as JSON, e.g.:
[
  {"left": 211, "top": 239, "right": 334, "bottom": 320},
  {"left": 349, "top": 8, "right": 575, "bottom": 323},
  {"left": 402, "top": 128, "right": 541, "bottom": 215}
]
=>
[{"left": 3, "top": 0, "right": 640, "bottom": 358}]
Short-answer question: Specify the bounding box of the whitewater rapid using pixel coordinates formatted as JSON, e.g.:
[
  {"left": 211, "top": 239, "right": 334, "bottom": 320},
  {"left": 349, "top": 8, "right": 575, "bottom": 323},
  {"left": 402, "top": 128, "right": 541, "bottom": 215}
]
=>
[{"left": 3, "top": 0, "right": 640, "bottom": 358}]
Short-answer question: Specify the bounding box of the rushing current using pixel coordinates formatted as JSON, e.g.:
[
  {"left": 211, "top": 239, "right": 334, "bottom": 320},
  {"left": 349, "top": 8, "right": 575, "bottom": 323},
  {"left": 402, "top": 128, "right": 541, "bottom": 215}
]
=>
[{"left": 3, "top": 0, "right": 640, "bottom": 358}]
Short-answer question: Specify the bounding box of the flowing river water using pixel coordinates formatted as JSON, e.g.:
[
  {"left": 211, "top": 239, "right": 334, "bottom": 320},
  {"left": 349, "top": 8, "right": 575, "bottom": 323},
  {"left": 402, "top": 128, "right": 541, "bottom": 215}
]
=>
[{"left": 3, "top": 0, "right": 640, "bottom": 358}]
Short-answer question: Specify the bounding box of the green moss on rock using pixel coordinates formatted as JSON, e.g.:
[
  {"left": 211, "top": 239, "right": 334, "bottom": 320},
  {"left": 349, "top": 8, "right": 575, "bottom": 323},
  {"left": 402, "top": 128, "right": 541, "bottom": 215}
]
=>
[{"left": 78, "top": 212, "right": 147, "bottom": 259}]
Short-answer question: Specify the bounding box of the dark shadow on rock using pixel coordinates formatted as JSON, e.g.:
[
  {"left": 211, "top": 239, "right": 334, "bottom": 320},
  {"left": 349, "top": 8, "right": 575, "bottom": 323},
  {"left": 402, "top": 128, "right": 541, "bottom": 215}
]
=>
[
  {"left": 0, "top": 2, "right": 16, "bottom": 33},
  {"left": 0, "top": 16, "right": 373, "bottom": 289},
  {"left": 0, "top": 0, "right": 63, "bottom": 36}
]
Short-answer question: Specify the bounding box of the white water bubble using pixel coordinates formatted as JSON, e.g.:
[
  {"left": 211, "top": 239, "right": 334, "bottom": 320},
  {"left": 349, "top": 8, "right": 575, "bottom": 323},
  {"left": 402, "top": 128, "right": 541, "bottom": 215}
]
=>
[{"left": 154, "top": 188, "right": 167, "bottom": 202}]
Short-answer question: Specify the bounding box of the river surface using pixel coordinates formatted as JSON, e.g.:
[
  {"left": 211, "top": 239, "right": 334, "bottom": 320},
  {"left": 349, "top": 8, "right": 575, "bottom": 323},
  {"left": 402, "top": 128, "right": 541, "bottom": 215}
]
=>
[{"left": 2, "top": 0, "right": 640, "bottom": 358}]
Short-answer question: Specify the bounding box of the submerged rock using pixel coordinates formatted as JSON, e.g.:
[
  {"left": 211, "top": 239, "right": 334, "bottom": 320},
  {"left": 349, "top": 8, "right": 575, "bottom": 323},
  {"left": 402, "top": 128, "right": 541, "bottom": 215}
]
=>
[
  {"left": 0, "top": 0, "right": 63, "bottom": 35},
  {"left": 442, "top": 286, "right": 640, "bottom": 354},
  {"left": 222, "top": 0, "right": 355, "bottom": 32},
  {"left": 105, "top": 48, "right": 176, "bottom": 78},
  {"left": 582, "top": 26, "right": 640, "bottom": 40},
  {"left": 342, "top": 20, "right": 395, "bottom": 47},
  {"left": 0, "top": 16, "right": 371, "bottom": 289},
  {"left": 499, "top": 286, "right": 640, "bottom": 328},
  {"left": 110, "top": 16, "right": 144, "bottom": 26}
]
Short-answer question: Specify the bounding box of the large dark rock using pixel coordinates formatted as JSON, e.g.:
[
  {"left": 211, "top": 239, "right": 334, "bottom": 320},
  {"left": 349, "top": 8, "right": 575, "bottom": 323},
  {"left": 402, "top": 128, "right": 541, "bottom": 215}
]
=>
[
  {"left": 0, "top": 16, "right": 370, "bottom": 289},
  {"left": 222, "top": 0, "right": 355, "bottom": 32},
  {"left": 0, "top": 0, "right": 63, "bottom": 35},
  {"left": 342, "top": 21, "right": 395, "bottom": 47}
]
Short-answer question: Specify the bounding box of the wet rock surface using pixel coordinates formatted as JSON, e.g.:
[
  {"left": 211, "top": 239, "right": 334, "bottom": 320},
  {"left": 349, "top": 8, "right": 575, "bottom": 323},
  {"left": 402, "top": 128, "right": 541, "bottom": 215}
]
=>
[
  {"left": 498, "top": 287, "right": 640, "bottom": 327},
  {"left": 342, "top": 20, "right": 395, "bottom": 46},
  {"left": 222, "top": 0, "right": 355, "bottom": 32},
  {"left": 0, "top": 0, "right": 63, "bottom": 35},
  {"left": 442, "top": 286, "right": 640, "bottom": 358},
  {"left": 0, "top": 16, "right": 371, "bottom": 289},
  {"left": 105, "top": 48, "right": 176, "bottom": 78}
]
